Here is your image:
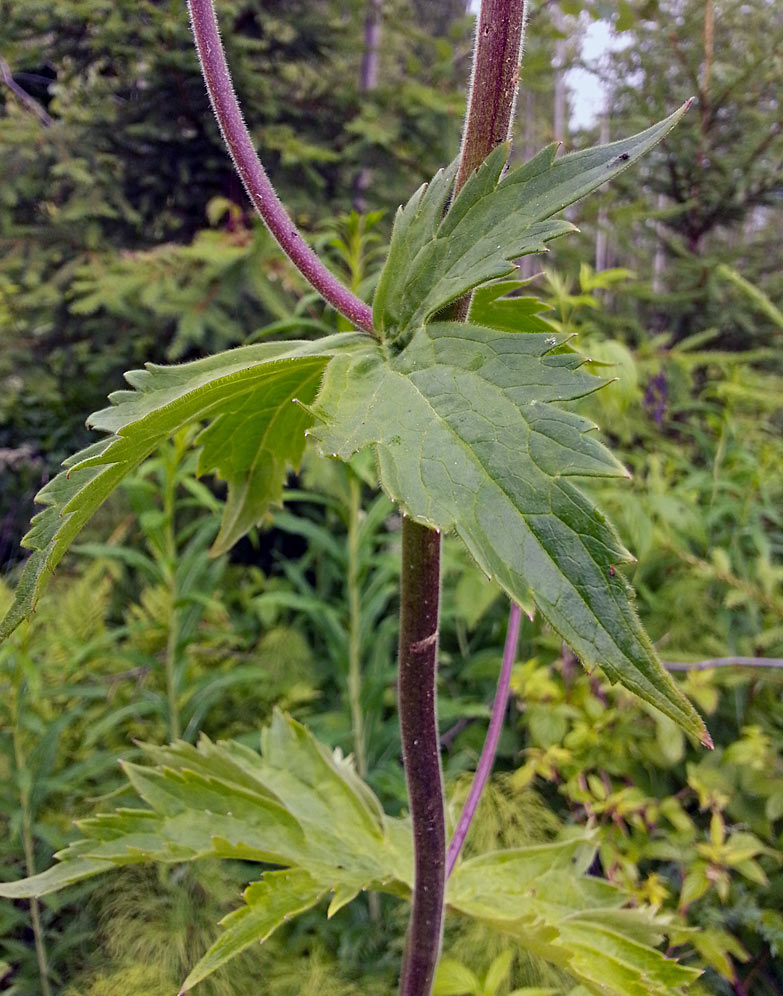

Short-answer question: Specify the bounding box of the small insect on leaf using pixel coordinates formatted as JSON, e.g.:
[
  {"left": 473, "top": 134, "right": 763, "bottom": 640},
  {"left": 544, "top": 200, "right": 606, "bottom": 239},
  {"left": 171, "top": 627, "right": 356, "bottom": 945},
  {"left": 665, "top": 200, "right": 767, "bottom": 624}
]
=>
[{"left": 609, "top": 153, "right": 631, "bottom": 166}]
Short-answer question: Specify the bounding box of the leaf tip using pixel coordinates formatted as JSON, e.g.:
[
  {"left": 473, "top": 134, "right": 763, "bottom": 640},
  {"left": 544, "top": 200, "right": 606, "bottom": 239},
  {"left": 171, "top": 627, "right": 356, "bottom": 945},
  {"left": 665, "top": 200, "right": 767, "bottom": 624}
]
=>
[{"left": 701, "top": 728, "right": 714, "bottom": 750}]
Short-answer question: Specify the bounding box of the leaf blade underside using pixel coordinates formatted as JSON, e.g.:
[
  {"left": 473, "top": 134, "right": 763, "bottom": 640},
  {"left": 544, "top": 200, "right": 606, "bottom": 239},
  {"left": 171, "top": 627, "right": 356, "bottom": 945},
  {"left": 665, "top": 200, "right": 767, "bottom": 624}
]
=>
[
  {"left": 313, "top": 106, "right": 709, "bottom": 745},
  {"left": 310, "top": 322, "right": 707, "bottom": 742}
]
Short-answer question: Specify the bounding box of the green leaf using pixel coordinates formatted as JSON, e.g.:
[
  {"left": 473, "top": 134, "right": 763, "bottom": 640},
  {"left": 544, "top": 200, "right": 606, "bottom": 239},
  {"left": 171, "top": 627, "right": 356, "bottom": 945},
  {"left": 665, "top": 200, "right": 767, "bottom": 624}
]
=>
[
  {"left": 433, "top": 957, "right": 481, "bottom": 995},
  {"left": 310, "top": 320, "right": 708, "bottom": 743},
  {"left": 312, "top": 105, "right": 709, "bottom": 746},
  {"left": 0, "top": 715, "right": 697, "bottom": 995},
  {"left": 0, "top": 856, "right": 116, "bottom": 899},
  {"left": 0, "top": 334, "right": 363, "bottom": 642},
  {"left": 196, "top": 359, "right": 325, "bottom": 557},
  {"left": 558, "top": 921, "right": 700, "bottom": 996},
  {"left": 327, "top": 883, "right": 361, "bottom": 918},
  {"left": 483, "top": 950, "right": 514, "bottom": 994},
  {"left": 469, "top": 279, "right": 558, "bottom": 334},
  {"left": 507, "top": 990, "right": 558, "bottom": 996},
  {"left": 178, "top": 869, "right": 327, "bottom": 993},
  {"left": 373, "top": 104, "right": 691, "bottom": 340},
  {"left": 448, "top": 843, "right": 700, "bottom": 995},
  {"left": 680, "top": 863, "right": 711, "bottom": 908}
]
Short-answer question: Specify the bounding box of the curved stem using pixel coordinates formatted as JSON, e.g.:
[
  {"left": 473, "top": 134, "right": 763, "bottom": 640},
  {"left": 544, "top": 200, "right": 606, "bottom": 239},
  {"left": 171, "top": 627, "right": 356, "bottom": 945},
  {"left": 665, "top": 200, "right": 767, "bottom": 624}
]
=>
[
  {"left": 187, "top": 0, "right": 375, "bottom": 335},
  {"left": 398, "top": 517, "right": 444, "bottom": 996},
  {"left": 446, "top": 602, "right": 522, "bottom": 877}
]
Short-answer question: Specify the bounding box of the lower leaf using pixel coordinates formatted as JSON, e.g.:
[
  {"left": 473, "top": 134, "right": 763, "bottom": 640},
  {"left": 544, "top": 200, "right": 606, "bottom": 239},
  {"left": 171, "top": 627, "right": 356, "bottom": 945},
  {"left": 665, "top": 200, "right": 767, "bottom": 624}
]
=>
[
  {"left": 179, "top": 869, "right": 328, "bottom": 993},
  {"left": 0, "top": 715, "right": 701, "bottom": 995},
  {"left": 310, "top": 321, "right": 710, "bottom": 745}
]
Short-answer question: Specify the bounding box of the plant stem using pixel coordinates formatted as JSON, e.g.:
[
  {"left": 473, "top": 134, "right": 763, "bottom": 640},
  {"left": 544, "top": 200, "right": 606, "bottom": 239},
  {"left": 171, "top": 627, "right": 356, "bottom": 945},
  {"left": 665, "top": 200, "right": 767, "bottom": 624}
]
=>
[
  {"left": 664, "top": 657, "right": 783, "bottom": 671},
  {"left": 347, "top": 472, "right": 367, "bottom": 776},
  {"left": 456, "top": 0, "right": 527, "bottom": 193},
  {"left": 163, "top": 448, "right": 181, "bottom": 741},
  {"left": 397, "top": 4, "right": 526, "bottom": 993},
  {"left": 13, "top": 701, "right": 52, "bottom": 996},
  {"left": 446, "top": 602, "right": 522, "bottom": 877},
  {"left": 354, "top": 0, "right": 384, "bottom": 211},
  {"left": 187, "top": 0, "right": 375, "bottom": 336},
  {"left": 398, "top": 516, "right": 444, "bottom": 996},
  {"left": 165, "top": 611, "right": 182, "bottom": 741}
]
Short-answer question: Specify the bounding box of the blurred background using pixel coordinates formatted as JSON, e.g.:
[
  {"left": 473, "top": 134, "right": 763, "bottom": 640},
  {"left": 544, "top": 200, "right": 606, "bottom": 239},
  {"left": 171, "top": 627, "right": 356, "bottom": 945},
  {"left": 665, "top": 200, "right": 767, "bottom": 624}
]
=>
[{"left": 0, "top": 1, "right": 782, "bottom": 993}]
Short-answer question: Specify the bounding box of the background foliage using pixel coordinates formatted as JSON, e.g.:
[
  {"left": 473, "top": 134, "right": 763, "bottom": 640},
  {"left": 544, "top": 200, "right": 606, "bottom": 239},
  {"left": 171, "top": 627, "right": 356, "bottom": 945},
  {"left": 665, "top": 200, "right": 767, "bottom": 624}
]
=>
[{"left": 1, "top": 0, "right": 781, "bottom": 993}]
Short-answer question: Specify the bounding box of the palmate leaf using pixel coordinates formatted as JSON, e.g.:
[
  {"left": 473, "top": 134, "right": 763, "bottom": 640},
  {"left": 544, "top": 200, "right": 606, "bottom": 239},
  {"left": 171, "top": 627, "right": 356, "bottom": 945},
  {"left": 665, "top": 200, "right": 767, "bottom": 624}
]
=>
[
  {"left": 0, "top": 714, "right": 699, "bottom": 995},
  {"left": 0, "top": 333, "right": 364, "bottom": 641},
  {"left": 310, "top": 107, "right": 710, "bottom": 746}
]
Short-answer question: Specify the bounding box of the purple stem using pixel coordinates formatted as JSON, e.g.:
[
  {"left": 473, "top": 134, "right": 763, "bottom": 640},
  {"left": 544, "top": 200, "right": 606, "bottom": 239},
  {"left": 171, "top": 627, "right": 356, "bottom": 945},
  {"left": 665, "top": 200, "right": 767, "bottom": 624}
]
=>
[
  {"left": 440, "top": 0, "right": 526, "bottom": 879},
  {"left": 397, "top": 517, "right": 445, "bottom": 996},
  {"left": 187, "top": 0, "right": 375, "bottom": 336},
  {"left": 446, "top": 601, "right": 522, "bottom": 877}
]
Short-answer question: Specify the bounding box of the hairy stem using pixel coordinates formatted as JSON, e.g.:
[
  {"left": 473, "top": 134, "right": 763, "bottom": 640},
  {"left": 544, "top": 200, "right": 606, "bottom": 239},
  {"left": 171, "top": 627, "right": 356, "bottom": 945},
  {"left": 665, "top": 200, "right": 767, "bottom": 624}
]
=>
[
  {"left": 397, "top": 4, "right": 526, "bottom": 993},
  {"left": 187, "top": 0, "right": 375, "bottom": 335},
  {"left": 456, "top": 0, "right": 527, "bottom": 193},
  {"left": 398, "top": 517, "right": 443, "bottom": 996},
  {"left": 446, "top": 603, "right": 522, "bottom": 877}
]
